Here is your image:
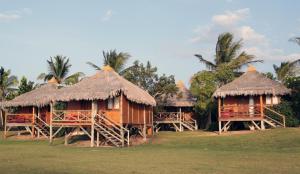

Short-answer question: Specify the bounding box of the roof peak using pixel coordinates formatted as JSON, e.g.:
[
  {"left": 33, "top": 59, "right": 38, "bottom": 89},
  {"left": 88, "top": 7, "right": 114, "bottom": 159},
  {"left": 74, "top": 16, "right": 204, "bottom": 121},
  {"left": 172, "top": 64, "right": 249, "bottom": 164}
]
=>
[
  {"left": 48, "top": 77, "right": 58, "bottom": 84},
  {"left": 102, "top": 65, "right": 114, "bottom": 71},
  {"left": 247, "top": 65, "right": 257, "bottom": 72},
  {"left": 176, "top": 80, "right": 185, "bottom": 88}
]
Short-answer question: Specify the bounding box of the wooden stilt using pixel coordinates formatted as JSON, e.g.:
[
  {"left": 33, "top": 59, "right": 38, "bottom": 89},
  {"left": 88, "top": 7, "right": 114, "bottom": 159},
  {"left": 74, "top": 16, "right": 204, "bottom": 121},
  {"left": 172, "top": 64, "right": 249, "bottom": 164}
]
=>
[
  {"left": 218, "top": 121, "right": 222, "bottom": 134},
  {"left": 91, "top": 101, "right": 97, "bottom": 147},
  {"left": 179, "top": 107, "right": 183, "bottom": 132},
  {"left": 32, "top": 106, "right": 35, "bottom": 138},
  {"left": 4, "top": 110, "right": 7, "bottom": 139},
  {"left": 64, "top": 132, "right": 68, "bottom": 146},
  {"left": 49, "top": 102, "right": 53, "bottom": 144},
  {"left": 143, "top": 106, "right": 147, "bottom": 141},
  {"left": 120, "top": 94, "right": 125, "bottom": 147},
  {"left": 37, "top": 107, "right": 40, "bottom": 138},
  {"left": 96, "top": 131, "right": 100, "bottom": 147}
]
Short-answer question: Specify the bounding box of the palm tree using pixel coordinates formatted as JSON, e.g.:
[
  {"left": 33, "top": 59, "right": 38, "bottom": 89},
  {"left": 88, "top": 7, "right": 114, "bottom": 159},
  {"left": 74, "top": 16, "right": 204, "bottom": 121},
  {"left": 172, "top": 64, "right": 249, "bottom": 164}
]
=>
[
  {"left": 273, "top": 59, "right": 300, "bottom": 82},
  {"left": 195, "top": 32, "right": 262, "bottom": 71},
  {"left": 87, "top": 49, "right": 131, "bottom": 73},
  {"left": 0, "top": 67, "right": 18, "bottom": 101},
  {"left": 38, "top": 55, "right": 84, "bottom": 85}
]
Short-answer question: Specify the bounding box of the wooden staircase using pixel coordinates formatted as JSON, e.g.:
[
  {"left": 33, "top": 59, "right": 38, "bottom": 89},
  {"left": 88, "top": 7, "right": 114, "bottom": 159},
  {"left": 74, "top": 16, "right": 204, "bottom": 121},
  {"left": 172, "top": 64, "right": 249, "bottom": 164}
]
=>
[
  {"left": 94, "top": 113, "right": 129, "bottom": 147},
  {"left": 34, "top": 115, "right": 50, "bottom": 138},
  {"left": 181, "top": 119, "right": 198, "bottom": 131},
  {"left": 263, "top": 106, "right": 286, "bottom": 128}
]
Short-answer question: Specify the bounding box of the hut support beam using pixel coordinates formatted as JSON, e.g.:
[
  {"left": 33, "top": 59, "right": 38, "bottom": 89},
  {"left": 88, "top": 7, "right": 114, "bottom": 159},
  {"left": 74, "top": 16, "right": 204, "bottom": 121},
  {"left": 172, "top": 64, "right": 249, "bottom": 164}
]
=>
[
  {"left": 179, "top": 107, "right": 183, "bottom": 132},
  {"left": 120, "top": 94, "right": 124, "bottom": 146},
  {"left": 143, "top": 106, "right": 146, "bottom": 141},
  {"left": 3, "top": 110, "right": 7, "bottom": 139},
  {"left": 91, "top": 100, "right": 98, "bottom": 147},
  {"left": 49, "top": 103, "right": 53, "bottom": 144},
  {"left": 32, "top": 106, "right": 35, "bottom": 138}
]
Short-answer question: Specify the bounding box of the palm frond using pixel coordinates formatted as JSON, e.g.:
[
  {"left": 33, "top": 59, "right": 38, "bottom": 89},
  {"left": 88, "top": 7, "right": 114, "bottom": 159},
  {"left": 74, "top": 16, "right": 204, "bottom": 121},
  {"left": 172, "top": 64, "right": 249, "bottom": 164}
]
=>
[
  {"left": 195, "top": 54, "right": 216, "bottom": 70},
  {"left": 86, "top": 61, "right": 101, "bottom": 70}
]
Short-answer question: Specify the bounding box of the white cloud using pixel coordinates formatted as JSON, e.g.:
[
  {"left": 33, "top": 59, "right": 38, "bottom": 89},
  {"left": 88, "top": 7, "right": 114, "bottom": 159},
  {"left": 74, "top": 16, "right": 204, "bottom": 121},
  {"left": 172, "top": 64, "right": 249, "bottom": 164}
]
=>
[
  {"left": 212, "top": 8, "right": 249, "bottom": 26},
  {"left": 101, "top": 10, "right": 113, "bottom": 22},
  {"left": 0, "top": 8, "right": 32, "bottom": 22},
  {"left": 190, "top": 8, "right": 297, "bottom": 61}
]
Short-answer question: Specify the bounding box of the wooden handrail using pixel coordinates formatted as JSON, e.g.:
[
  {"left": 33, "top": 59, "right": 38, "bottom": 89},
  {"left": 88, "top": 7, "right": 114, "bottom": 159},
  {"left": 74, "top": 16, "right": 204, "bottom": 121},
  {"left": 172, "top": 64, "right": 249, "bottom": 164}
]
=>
[{"left": 264, "top": 106, "right": 286, "bottom": 127}]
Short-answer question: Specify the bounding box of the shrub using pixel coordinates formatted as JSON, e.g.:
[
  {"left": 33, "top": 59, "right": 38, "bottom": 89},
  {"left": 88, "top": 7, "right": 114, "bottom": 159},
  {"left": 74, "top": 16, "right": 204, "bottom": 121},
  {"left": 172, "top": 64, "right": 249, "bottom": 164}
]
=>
[{"left": 268, "top": 100, "right": 299, "bottom": 127}]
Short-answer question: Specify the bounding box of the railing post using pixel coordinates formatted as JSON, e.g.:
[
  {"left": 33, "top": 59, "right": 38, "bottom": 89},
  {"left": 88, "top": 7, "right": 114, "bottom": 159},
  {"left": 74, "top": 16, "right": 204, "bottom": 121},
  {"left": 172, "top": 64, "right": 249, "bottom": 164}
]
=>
[{"left": 32, "top": 106, "right": 35, "bottom": 138}]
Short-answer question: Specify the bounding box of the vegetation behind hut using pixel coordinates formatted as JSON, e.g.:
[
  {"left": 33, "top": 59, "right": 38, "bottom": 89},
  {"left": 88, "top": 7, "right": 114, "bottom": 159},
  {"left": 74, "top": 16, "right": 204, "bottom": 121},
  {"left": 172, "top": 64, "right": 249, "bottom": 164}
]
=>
[
  {"left": 38, "top": 55, "right": 84, "bottom": 85},
  {"left": 122, "top": 60, "right": 178, "bottom": 106}
]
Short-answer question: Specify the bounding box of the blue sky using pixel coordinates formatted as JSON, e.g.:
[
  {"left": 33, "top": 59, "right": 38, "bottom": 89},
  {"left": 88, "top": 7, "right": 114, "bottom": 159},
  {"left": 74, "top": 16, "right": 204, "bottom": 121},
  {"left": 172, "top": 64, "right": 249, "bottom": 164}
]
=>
[{"left": 0, "top": 0, "right": 299, "bottom": 85}]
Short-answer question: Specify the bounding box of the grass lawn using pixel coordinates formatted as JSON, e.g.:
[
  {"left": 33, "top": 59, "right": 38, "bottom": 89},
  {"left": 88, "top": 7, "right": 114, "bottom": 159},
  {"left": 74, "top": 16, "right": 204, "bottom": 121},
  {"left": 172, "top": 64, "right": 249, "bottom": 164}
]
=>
[{"left": 0, "top": 128, "right": 300, "bottom": 174}]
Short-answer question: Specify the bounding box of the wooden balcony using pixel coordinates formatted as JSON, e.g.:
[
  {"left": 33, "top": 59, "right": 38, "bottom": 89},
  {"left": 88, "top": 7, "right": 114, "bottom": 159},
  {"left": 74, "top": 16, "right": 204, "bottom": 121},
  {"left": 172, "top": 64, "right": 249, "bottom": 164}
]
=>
[
  {"left": 6, "top": 113, "right": 33, "bottom": 126},
  {"left": 52, "top": 110, "right": 92, "bottom": 126},
  {"left": 219, "top": 105, "right": 263, "bottom": 121},
  {"left": 154, "top": 112, "right": 180, "bottom": 123}
]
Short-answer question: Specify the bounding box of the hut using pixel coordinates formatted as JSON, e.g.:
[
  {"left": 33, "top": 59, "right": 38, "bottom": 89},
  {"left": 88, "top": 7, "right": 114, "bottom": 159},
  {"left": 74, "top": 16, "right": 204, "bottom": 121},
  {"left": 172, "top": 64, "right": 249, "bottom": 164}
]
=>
[
  {"left": 213, "top": 65, "right": 290, "bottom": 133},
  {"left": 154, "top": 80, "right": 197, "bottom": 132},
  {"left": 51, "top": 65, "right": 156, "bottom": 147},
  {"left": 2, "top": 78, "right": 59, "bottom": 138}
]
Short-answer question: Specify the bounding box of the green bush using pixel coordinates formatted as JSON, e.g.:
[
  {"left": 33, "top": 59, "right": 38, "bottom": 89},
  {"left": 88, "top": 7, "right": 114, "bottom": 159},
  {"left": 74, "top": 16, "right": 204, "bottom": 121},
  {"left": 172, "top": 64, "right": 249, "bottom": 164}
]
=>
[{"left": 268, "top": 100, "right": 299, "bottom": 127}]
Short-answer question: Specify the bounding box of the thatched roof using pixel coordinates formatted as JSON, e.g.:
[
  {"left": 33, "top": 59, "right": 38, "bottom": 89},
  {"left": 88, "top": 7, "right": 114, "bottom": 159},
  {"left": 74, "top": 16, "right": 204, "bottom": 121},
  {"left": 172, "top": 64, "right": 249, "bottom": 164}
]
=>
[
  {"left": 53, "top": 66, "right": 156, "bottom": 106},
  {"left": 161, "top": 81, "right": 195, "bottom": 107},
  {"left": 213, "top": 66, "right": 291, "bottom": 98},
  {"left": 3, "top": 79, "right": 59, "bottom": 107}
]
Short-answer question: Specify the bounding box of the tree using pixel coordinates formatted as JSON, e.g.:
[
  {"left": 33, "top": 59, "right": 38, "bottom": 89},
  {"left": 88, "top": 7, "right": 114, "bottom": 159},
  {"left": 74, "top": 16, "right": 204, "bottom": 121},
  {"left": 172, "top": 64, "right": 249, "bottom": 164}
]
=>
[
  {"left": 0, "top": 67, "right": 18, "bottom": 101},
  {"left": 87, "top": 50, "right": 131, "bottom": 74},
  {"left": 190, "top": 71, "right": 217, "bottom": 129},
  {"left": 18, "top": 76, "right": 35, "bottom": 95},
  {"left": 38, "top": 55, "right": 84, "bottom": 85},
  {"left": 273, "top": 59, "right": 300, "bottom": 83},
  {"left": 263, "top": 72, "right": 276, "bottom": 80},
  {"left": 122, "top": 60, "right": 178, "bottom": 102},
  {"left": 195, "top": 32, "right": 262, "bottom": 72},
  {"left": 191, "top": 32, "right": 262, "bottom": 128}
]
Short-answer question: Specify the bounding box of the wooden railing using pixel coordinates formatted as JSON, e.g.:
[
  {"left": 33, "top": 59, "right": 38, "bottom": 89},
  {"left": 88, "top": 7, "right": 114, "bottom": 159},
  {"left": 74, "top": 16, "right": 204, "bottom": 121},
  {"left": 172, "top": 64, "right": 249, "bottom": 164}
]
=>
[
  {"left": 95, "top": 113, "right": 130, "bottom": 146},
  {"left": 6, "top": 113, "right": 33, "bottom": 124},
  {"left": 154, "top": 112, "right": 180, "bottom": 121},
  {"left": 264, "top": 106, "right": 286, "bottom": 127},
  {"left": 220, "top": 105, "right": 262, "bottom": 119},
  {"left": 52, "top": 110, "right": 92, "bottom": 123}
]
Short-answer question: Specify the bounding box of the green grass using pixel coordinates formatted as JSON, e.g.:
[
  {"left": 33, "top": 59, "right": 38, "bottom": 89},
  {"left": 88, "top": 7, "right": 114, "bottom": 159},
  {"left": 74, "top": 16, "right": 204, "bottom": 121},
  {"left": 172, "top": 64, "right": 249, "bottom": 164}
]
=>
[{"left": 1, "top": 128, "right": 300, "bottom": 174}]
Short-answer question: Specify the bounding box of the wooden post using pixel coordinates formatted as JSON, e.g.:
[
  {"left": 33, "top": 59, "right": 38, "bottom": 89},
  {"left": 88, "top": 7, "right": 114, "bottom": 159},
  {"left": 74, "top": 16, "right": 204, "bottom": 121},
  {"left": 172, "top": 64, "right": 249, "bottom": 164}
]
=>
[
  {"left": 37, "top": 107, "right": 40, "bottom": 138},
  {"left": 96, "top": 131, "right": 100, "bottom": 147},
  {"left": 179, "top": 107, "right": 183, "bottom": 132},
  {"left": 4, "top": 110, "right": 7, "bottom": 139},
  {"left": 260, "top": 95, "right": 265, "bottom": 130},
  {"left": 151, "top": 106, "right": 154, "bottom": 136},
  {"left": 49, "top": 102, "right": 53, "bottom": 144},
  {"left": 143, "top": 106, "right": 146, "bottom": 141},
  {"left": 32, "top": 106, "right": 35, "bottom": 138},
  {"left": 91, "top": 100, "right": 97, "bottom": 147},
  {"left": 64, "top": 132, "right": 68, "bottom": 146},
  {"left": 120, "top": 94, "right": 124, "bottom": 147},
  {"left": 218, "top": 97, "right": 222, "bottom": 134}
]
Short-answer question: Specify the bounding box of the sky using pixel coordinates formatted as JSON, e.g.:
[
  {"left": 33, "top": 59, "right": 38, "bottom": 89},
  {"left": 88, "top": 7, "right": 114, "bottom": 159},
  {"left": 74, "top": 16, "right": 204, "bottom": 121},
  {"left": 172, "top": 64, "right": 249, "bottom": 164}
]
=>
[{"left": 0, "top": 0, "right": 299, "bottom": 86}]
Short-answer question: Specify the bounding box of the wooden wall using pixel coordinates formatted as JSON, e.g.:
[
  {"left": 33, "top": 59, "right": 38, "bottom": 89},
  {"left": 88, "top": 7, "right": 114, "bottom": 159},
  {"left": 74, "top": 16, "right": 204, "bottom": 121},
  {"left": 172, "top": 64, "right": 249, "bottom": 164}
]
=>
[{"left": 64, "top": 94, "right": 153, "bottom": 126}]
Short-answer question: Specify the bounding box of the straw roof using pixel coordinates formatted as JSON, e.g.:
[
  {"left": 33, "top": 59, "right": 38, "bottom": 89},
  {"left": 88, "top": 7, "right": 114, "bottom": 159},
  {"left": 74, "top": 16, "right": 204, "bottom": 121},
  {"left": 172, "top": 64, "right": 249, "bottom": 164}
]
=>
[
  {"left": 3, "top": 79, "right": 59, "bottom": 107},
  {"left": 53, "top": 66, "right": 156, "bottom": 106},
  {"left": 213, "top": 66, "right": 291, "bottom": 98},
  {"left": 161, "top": 80, "right": 195, "bottom": 107}
]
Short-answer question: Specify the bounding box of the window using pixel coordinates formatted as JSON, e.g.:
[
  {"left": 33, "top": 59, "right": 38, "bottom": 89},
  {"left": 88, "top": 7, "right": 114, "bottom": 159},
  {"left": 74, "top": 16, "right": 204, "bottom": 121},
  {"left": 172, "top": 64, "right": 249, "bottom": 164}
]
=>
[
  {"left": 266, "top": 95, "right": 272, "bottom": 105},
  {"left": 113, "top": 97, "right": 120, "bottom": 109},
  {"left": 108, "top": 98, "right": 114, "bottom": 109},
  {"left": 272, "top": 96, "right": 280, "bottom": 105},
  {"left": 107, "top": 96, "right": 120, "bottom": 109}
]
